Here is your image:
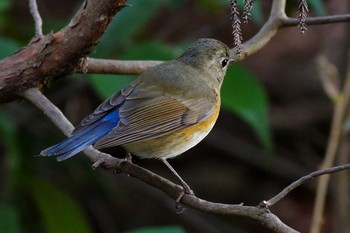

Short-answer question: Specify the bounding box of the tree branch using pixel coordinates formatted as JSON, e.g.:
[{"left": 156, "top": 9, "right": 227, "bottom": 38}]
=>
[
  {"left": 282, "top": 14, "right": 350, "bottom": 27},
  {"left": 231, "top": 0, "right": 286, "bottom": 60},
  {"left": 0, "top": 0, "right": 127, "bottom": 104},
  {"left": 76, "top": 13, "right": 350, "bottom": 75},
  {"left": 22, "top": 87, "right": 117, "bottom": 163},
  {"left": 265, "top": 163, "right": 350, "bottom": 207},
  {"left": 77, "top": 58, "right": 163, "bottom": 75},
  {"left": 22, "top": 87, "right": 299, "bottom": 233}
]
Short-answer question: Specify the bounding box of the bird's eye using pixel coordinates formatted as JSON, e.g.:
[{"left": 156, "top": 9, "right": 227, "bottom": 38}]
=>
[{"left": 221, "top": 58, "right": 229, "bottom": 68}]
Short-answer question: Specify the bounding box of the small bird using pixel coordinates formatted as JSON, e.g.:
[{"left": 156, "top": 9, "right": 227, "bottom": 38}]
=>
[{"left": 40, "top": 38, "right": 233, "bottom": 193}]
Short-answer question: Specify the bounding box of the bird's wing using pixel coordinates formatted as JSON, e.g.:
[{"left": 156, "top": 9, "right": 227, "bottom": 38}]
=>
[
  {"left": 72, "top": 83, "right": 136, "bottom": 134},
  {"left": 94, "top": 83, "right": 218, "bottom": 149}
]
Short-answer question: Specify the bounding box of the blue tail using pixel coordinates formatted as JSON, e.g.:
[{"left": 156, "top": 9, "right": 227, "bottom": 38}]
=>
[{"left": 40, "top": 108, "right": 120, "bottom": 161}]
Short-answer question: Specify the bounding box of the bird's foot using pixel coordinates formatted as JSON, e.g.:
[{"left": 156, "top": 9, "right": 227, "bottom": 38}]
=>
[
  {"left": 175, "top": 191, "right": 186, "bottom": 214},
  {"left": 180, "top": 181, "right": 194, "bottom": 195},
  {"left": 174, "top": 182, "right": 195, "bottom": 214}
]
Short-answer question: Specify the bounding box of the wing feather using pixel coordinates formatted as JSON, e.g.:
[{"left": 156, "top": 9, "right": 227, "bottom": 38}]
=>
[
  {"left": 73, "top": 83, "right": 136, "bottom": 134},
  {"left": 94, "top": 93, "right": 217, "bottom": 149}
]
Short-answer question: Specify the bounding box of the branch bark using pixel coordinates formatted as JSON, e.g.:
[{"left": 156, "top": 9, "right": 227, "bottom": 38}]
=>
[
  {"left": 77, "top": 58, "right": 163, "bottom": 75},
  {"left": 0, "top": 0, "right": 126, "bottom": 104}
]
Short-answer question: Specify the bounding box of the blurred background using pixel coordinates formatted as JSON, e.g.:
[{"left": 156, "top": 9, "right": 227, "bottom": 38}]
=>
[{"left": 0, "top": 0, "right": 350, "bottom": 232}]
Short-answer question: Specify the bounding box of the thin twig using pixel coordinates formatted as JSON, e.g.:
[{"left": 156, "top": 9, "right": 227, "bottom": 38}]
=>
[
  {"left": 334, "top": 136, "right": 350, "bottom": 232},
  {"left": 266, "top": 164, "right": 350, "bottom": 207},
  {"left": 282, "top": 14, "right": 350, "bottom": 27},
  {"left": 317, "top": 55, "right": 340, "bottom": 101},
  {"left": 29, "top": 0, "right": 43, "bottom": 37},
  {"left": 76, "top": 58, "right": 163, "bottom": 75}
]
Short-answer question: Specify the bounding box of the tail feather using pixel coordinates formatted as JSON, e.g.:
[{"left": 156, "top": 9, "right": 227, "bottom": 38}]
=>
[{"left": 40, "top": 109, "right": 119, "bottom": 161}]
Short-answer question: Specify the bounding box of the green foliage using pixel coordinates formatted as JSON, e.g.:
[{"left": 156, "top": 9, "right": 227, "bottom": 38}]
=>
[
  {"left": 197, "top": 0, "right": 263, "bottom": 24},
  {"left": 0, "top": 204, "right": 21, "bottom": 233},
  {"left": 250, "top": 1, "right": 264, "bottom": 25},
  {"left": 96, "top": 0, "right": 173, "bottom": 57},
  {"left": 125, "top": 226, "right": 185, "bottom": 233},
  {"left": 309, "top": 0, "right": 327, "bottom": 15},
  {"left": 29, "top": 176, "right": 93, "bottom": 233},
  {"left": 0, "top": 112, "right": 21, "bottom": 233},
  {"left": 0, "top": 0, "right": 10, "bottom": 30},
  {"left": 286, "top": 0, "right": 326, "bottom": 16},
  {"left": 237, "top": 0, "right": 263, "bottom": 24},
  {"left": 88, "top": 74, "right": 135, "bottom": 99},
  {"left": 89, "top": 41, "right": 177, "bottom": 98},
  {"left": 0, "top": 37, "right": 20, "bottom": 59},
  {"left": 0, "top": 111, "right": 21, "bottom": 191},
  {"left": 222, "top": 64, "right": 272, "bottom": 152},
  {"left": 197, "top": 0, "right": 228, "bottom": 12},
  {"left": 90, "top": 0, "right": 179, "bottom": 99}
]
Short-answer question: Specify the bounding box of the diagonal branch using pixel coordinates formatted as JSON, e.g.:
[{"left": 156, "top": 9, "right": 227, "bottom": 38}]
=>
[
  {"left": 24, "top": 77, "right": 350, "bottom": 232},
  {"left": 231, "top": 0, "right": 286, "bottom": 60},
  {"left": 265, "top": 163, "right": 350, "bottom": 207},
  {"left": 22, "top": 87, "right": 117, "bottom": 162},
  {"left": 22, "top": 87, "right": 299, "bottom": 233},
  {"left": 0, "top": 0, "right": 127, "bottom": 104}
]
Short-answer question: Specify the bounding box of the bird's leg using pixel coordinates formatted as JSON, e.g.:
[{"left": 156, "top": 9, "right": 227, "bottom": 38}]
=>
[{"left": 160, "top": 158, "right": 194, "bottom": 195}]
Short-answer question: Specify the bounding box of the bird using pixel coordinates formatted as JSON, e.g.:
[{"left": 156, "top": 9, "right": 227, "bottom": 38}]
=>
[{"left": 40, "top": 38, "right": 233, "bottom": 194}]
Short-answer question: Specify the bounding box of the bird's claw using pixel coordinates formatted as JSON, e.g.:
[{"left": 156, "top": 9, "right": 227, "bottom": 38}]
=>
[{"left": 175, "top": 191, "right": 185, "bottom": 214}]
